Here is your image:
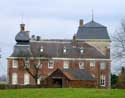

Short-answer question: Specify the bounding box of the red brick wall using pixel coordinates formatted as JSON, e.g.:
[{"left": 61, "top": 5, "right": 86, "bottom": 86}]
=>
[{"left": 8, "top": 58, "right": 110, "bottom": 88}]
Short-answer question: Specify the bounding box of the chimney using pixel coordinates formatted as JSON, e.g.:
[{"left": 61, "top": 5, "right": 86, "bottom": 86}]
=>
[
  {"left": 72, "top": 34, "right": 77, "bottom": 47},
  {"left": 20, "top": 23, "right": 25, "bottom": 31},
  {"left": 79, "top": 19, "right": 84, "bottom": 27}
]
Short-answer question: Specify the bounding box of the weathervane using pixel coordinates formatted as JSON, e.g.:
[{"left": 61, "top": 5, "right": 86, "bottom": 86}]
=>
[
  {"left": 21, "top": 13, "right": 24, "bottom": 24},
  {"left": 92, "top": 9, "right": 94, "bottom": 21}
]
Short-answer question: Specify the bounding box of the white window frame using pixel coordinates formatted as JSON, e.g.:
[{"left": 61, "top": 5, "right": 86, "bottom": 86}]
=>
[
  {"left": 100, "top": 74, "right": 106, "bottom": 87},
  {"left": 79, "top": 62, "right": 84, "bottom": 69},
  {"left": 48, "top": 60, "right": 54, "bottom": 69},
  {"left": 12, "top": 73, "right": 18, "bottom": 85},
  {"left": 63, "top": 61, "right": 69, "bottom": 69},
  {"left": 12, "top": 59, "right": 18, "bottom": 68},
  {"left": 24, "top": 73, "right": 30, "bottom": 85},
  {"left": 90, "top": 61, "right": 95, "bottom": 67},
  {"left": 100, "top": 62, "right": 106, "bottom": 70}
]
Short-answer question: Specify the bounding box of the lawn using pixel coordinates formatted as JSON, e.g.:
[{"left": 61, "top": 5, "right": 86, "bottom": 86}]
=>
[{"left": 0, "top": 88, "right": 125, "bottom": 98}]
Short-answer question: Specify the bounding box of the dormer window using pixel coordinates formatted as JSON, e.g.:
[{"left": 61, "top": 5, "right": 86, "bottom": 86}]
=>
[
  {"left": 80, "top": 47, "right": 84, "bottom": 54},
  {"left": 63, "top": 47, "right": 66, "bottom": 53},
  {"left": 40, "top": 46, "right": 43, "bottom": 52}
]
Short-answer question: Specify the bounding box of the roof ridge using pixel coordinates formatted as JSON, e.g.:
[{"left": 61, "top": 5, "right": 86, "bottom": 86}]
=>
[{"left": 84, "top": 20, "right": 106, "bottom": 27}]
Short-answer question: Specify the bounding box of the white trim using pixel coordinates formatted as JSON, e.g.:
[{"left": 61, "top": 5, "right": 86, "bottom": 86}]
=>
[
  {"left": 15, "top": 45, "right": 30, "bottom": 46},
  {"left": 52, "top": 58, "right": 111, "bottom": 61},
  {"left": 30, "top": 40, "right": 71, "bottom": 43},
  {"left": 76, "top": 39, "right": 111, "bottom": 42},
  {"left": 7, "top": 57, "right": 48, "bottom": 59},
  {"left": 8, "top": 57, "right": 111, "bottom": 61}
]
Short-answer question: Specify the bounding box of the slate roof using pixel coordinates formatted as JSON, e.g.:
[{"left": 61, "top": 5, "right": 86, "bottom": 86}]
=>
[
  {"left": 15, "top": 31, "right": 30, "bottom": 42},
  {"left": 76, "top": 20, "right": 110, "bottom": 40},
  {"left": 11, "top": 45, "right": 32, "bottom": 57},
  {"left": 29, "top": 41, "right": 105, "bottom": 58},
  {"left": 62, "top": 68, "right": 95, "bottom": 80},
  {"left": 51, "top": 68, "right": 95, "bottom": 80}
]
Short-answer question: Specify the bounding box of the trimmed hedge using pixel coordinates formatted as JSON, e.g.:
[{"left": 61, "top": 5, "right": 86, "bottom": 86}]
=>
[{"left": 0, "top": 84, "right": 44, "bottom": 89}]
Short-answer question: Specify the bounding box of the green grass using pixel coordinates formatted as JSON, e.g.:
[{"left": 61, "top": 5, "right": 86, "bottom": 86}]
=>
[{"left": 0, "top": 88, "right": 125, "bottom": 98}]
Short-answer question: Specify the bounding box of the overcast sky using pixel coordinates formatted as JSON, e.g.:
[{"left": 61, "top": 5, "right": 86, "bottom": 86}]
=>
[{"left": 0, "top": 0, "right": 125, "bottom": 76}]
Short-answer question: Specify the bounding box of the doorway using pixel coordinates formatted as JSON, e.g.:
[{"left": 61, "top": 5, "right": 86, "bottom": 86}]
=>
[{"left": 52, "top": 78, "right": 62, "bottom": 88}]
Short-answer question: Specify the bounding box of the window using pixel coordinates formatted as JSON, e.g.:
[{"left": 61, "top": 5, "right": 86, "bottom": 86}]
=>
[
  {"left": 92, "top": 74, "right": 95, "bottom": 78},
  {"left": 36, "top": 60, "right": 42, "bottom": 68},
  {"left": 100, "top": 74, "right": 106, "bottom": 87},
  {"left": 79, "top": 62, "right": 84, "bottom": 69},
  {"left": 40, "top": 46, "right": 43, "bottom": 52},
  {"left": 100, "top": 62, "right": 106, "bottom": 70},
  {"left": 12, "top": 60, "right": 18, "bottom": 68},
  {"left": 37, "top": 78, "right": 41, "bottom": 85},
  {"left": 12, "top": 73, "right": 18, "bottom": 85},
  {"left": 90, "top": 61, "right": 95, "bottom": 67},
  {"left": 80, "top": 47, "right": 84, "bottom": 54},
  {"left": 63, "top": 47, "right": 66, "bottom": 53},
  {"left": 24, "top": 59, "right": 30, "bottom": 68},
  {"left": 48, "top": 60, "right": 54, "bottom": 69},
  {"left": 64, "top": 61, "right": 69, "bottom": 69},
  {"left": 24, "top": 73, "right": 30, "bottom": 85}
]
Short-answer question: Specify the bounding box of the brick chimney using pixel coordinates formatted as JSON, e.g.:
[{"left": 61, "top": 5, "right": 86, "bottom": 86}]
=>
[
  {"left": 20, "top": 23, "right": 25, "bottom": 31},
  {"left": 79, "top": 19, "right": 84, "bottom": 27},
  {"left": 72, "top": 34, "right": 77, "bottom": 47}
]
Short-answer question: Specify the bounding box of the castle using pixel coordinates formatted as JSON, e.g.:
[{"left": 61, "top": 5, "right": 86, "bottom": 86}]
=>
[{"left": 8, "top": 19, "right": 111, "bottom": 88}]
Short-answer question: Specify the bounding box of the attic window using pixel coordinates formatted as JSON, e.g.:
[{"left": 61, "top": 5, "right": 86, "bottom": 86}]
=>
[
  {"left": 80, "top": 47, "right": 84, "bottom": 54},
  {"left": 40, "top": 46, "right": 43, "bottom": 52},
  {"left": 63, "top": 47, "right": 66, "bottom": 53}
]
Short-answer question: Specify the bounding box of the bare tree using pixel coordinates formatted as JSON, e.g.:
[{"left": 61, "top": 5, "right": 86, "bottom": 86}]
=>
[
  {"left": 111, "top": 19, "right": 125, "bottom": 65},
  {"left": 22, "top": 57, "right": 42, "bottom": 85}
]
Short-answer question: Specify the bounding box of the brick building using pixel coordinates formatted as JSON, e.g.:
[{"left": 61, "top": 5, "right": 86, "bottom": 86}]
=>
[{"left": 7, "top": 19, "right": 111, "bottom": 88}]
